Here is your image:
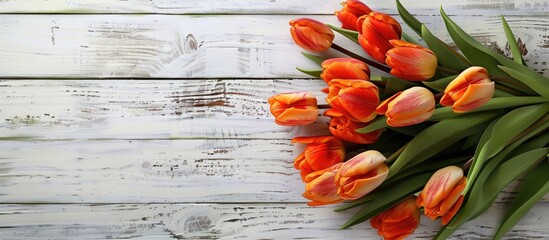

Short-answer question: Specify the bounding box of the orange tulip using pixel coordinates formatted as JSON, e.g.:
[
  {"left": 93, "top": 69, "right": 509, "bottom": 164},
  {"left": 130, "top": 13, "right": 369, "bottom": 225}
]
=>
[
  {"left": 320, "top": 58, "right": 371, "bottom": 84},
  {"left": 371, "top": 196, "right": 420, "bottom": 240},
  {"left": 385, "top": 40, "right": 438, "bottom": 81},
  {"left": 376, "top": 87, "right": 435, "bottom": 127},
  {"left": 335, "top": 0, "right": 373, "bottom": 31},
  {"left": 327, "top": 115, "right": 382, "bottom": 144},
  {"left": 293, "top": 136, "right": 345, "bottom": 181},
  {"left": 268, "top": 92, "right": 318, "bottom": 126},
  {"left": 289, "top": 18, "right": 335, "bottom": 53},
  {"left": 416, "top": 166, "right": 467, "bottom": 225},
  {"left": 335, "top": 150, "right": 389, "bottom": 200},
  {"left": 357, "top": 12, "right": 402, "bottom": 63},
  {"left": 440, "top": 66, "right": 495, "bottom": 113},
  {"left": 303, "top": 163, "right": 344, "bottom": 206},
  {"left": 326, "top": 79, "right": 379, "bottom": 123}
]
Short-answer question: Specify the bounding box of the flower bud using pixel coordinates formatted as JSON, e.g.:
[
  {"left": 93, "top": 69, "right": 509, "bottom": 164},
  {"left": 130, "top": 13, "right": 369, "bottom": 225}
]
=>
[
  {"left": 326, "top": 79, "right": 379, "bottom": 123},
  {"left": 327, "top": 115, "right": 381, "bottom": 144},
  {"left": 321, "top": 58, "right": 371, "bottom": 84},
  {"left": 303, "top": 163, "right": 344, "bottom": 206},
  {"left": 440, "top": 66, "right": 495, "bottom": 113},
  {"left": 416, "top": 166, "right": 467, "bottom": 225},
  {"left": 376, "top": 87, "right": 435, "bottom": 127},
  {"left": 335, "top": 150, "right": 389, "bottom": 200},
  {"left": 293, "top": 136, "right": 345, "bottom": 181},
  {"left": 335, "top": 0, "right": 373, "bottom": 31},
  {"left": 357, "top": 12, "right": 402, "bottom": 63},
  {"left": 268, "top": 92, "right": 318, "bottom": 126},
  {"left": 371, "top": 196, "right": 420, "bottom": 240},
  {"left": 289, "top": 18, "right": 335, "bottom": 52},
  {"left": 385, "top": 40, "right": 438, "bottom": 81}
]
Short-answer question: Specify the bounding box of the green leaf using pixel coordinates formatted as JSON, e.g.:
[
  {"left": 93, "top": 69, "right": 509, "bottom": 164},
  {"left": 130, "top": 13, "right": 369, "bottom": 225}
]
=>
[
  {"left": 336, "top": 172, "right": 431, "bottom": 212},
  {"left": 388, "top": 122, "right": 430, "bottom": 137},
  {"left": 396, "top": 0, "right": 421, "bottom": 35},
  {"left": 295, "top": 67, "right": 322, "bottom": 78},
  {"left": 388, "top": 111, "right": 499, "bottom": 178},
  {"left": 421, "top": 24, "right": 470, "bottom": 71},
  {"left": 422, "top": 75, "right": 457, "bottom": 92},
  {"left": 384, "top": 77, "right": 418, "bottom": 97},
  {"left": 327, "top": 24, "right": 359, "bottom": 44},
  {"left": 428, "top": 96, "right": 548, "bottom": 121},
  {"left": 356, "top": 116, "right": 387, "bottom": 133},
  {"left": 465, "top": 103, "right": 549, "bottom": 194},
  {"left": 440, "top": 7, "right": 509, "bottom": 77},
  {"left": 501, "top": 16, "right": 526, "bottom": 66},
  {"left": 482, "top": 103, "right": 549, "bottom": 159},
  {"left": 494, "top": 160, "right": 549, "bottom": 239},
  {"left": 440, "top": 8, "right": 546, "bottom": 96},
  {"left": 301, "top": 52, "right": 325, "bottom": 65},
  {"left": 498, "top": 66, "right": 549, "bottom": 99},
  {"left": 462, "top": 148, "right": 547, "bottom": 222}
]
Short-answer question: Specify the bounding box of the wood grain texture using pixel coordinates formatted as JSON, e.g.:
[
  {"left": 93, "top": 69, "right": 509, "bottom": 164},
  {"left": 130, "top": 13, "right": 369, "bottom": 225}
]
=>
[
  {"left": 0, "top": 139, "right": 303, "bottom": 203},
  {"left": 0, "top": 0, "right": 548, "bottom": 14},
  {"left": 0, "top": 203, "right": 547, "bottom": 239},
  {"left": 0, "top": 139, "right": 544, "bottom": 204},
  {"left": 0, "top": 79, "right": 329, "bottom": 140},
  {"left": 0, "top": 14, "right": 548, "bottom": 78}
]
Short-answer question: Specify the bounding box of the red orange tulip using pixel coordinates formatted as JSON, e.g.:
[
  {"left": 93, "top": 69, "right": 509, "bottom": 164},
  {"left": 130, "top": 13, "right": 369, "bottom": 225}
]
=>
[
  {"left": 416, "top": 166, "right": 467, "bottom": 225},
  {"left": 371, "top": 196, "right": 420, "bottom": 240},
  {"left": 335, "top": 0, "right": 373, "bottom": 31},
  {"left": 376, "top": 87, "right": 435, "bottom": 127},
  {"left": 303, "top": 163, "right": 344, "bottom": 206},
  {"left": 290, "top": 18, "right": 335, "bottom": 53},
  {"left": 268, "top": 92, "right": 318, "bottom": 126},
  {"left": 385, "top": 40, "right": 438, "bottom": 81},
  {"left": 440, "top": 66, "right": 495, "bottom": 113},
  {"left": 320, "top": 58, "right": 370, "bottom": 84},
  {"left": 327, "top": 115, "right": 382, "bottom": 144},
  {"left": 357, "top": 12, "right": 402, "bottom": 63},
  {"left": 293, "top": 136, "right": 345, "bottom": 181},
  {"left": 326, "top": 79, "right": 380, "bottom": 123},
  {"left": 335, "top": 150, "right": 389, "bottom": 200}
]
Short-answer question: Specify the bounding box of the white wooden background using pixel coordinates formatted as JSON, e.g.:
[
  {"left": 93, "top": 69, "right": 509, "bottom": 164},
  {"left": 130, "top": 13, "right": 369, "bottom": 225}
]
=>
[{"left": 0, "top": 0, "right": 547, "bottom": 239}]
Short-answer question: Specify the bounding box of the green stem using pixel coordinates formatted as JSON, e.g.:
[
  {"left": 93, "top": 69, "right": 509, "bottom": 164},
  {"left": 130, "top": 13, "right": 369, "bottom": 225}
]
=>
[
  {"left": 437, "top": 65, "right": 460, "bottom": 75},
  {"left": 330, "top": 43, "right": 392, "bottom": 73}
]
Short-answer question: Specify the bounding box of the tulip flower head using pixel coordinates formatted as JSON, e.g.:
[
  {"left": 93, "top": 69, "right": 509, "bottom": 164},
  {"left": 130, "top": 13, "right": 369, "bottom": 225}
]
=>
[
  {"left": 416, "top": 166, "right": 467, "bottom": 225},
  {"left": 326, "top": 79, "right": 380, "bottom": 123},
  {"left": 327, "top": 115, "right": 382, "bottom": 144},
  {"left": 357, "top": 12, "right": 402, "bottom": 63},
  {"left": 303, "top": 163, "right": 344, "bottom": 206},
  {"left": 293, "top": 136, "right": 345, "bottom": 181},
  {"left": 268, "top": 92, "right": 318, "bottom": 126},
  {"left": 376, "top": 87, "right": 435, "bottom": 127},
  {"left": 335, "top": 150, "right": 389, "bottom": 200},
  {"left": 385, "top": 40, "right": 438, "bottom": 81},
  {"left": 371, "top": 196, "right": 420, "bottom": 240},
  {"left": 290, "top": 18, "right": 335, "bottom": 53},
  {"left": 440, "top": 66, "right": 495, "bottom": 113},
  {"left": 320, "top": 58, "right": 371, "bottom": 84},
  {"left": 335, "top": 0, "right": 373, "bottom": 31}
]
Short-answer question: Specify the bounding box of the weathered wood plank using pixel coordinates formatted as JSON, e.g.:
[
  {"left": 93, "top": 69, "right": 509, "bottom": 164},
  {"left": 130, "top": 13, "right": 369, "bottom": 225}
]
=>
[
  {"left": 0, "top": 203, "right": 547, "bottom": 239},
  {"left": 0, "top": 139, "right": 303, "bottom": 203},
  {"left": 0, "top": 139, "right": 544, "bottom": 203},
  {"left": 0, "top": 79, "right": 330, "bottom": 140},
  {"left": 0, "top": 0, "right": 547, "bottom": 14},
  {"left": 0, "top": 14, "right": 547, "bottom": 78}
]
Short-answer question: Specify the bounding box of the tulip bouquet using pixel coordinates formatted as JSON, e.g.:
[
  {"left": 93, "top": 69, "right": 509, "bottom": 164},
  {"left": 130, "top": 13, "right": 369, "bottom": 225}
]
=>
[{"left": 268, "top": 0, "right": 549, "bottom": 239}]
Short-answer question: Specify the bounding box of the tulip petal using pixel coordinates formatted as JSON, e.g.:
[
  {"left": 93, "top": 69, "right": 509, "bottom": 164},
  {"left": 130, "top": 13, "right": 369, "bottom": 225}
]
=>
[{"left": 452, "top": 81, "right": 495, "bottom": 113}]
